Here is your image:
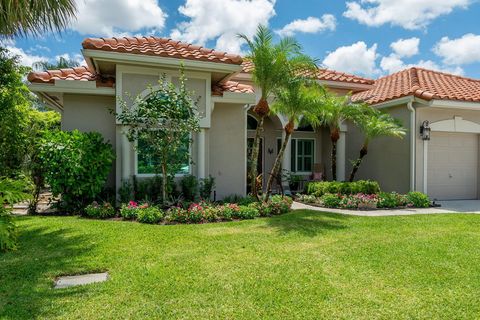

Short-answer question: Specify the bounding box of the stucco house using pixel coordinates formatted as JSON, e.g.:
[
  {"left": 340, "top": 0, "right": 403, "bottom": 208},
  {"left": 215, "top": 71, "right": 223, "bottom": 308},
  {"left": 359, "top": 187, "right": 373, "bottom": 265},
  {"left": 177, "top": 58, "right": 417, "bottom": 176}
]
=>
[{"left": 27, "top": 36, "right": 480, "bottom": 201}]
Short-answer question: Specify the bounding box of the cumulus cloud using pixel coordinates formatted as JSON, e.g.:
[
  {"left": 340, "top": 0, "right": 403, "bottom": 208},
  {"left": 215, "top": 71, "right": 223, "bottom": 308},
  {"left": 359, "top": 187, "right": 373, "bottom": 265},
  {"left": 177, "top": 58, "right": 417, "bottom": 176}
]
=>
[
  {"left": 344, "top": 0, "right": 471, "bottom": 30},
  {"left": 390, "top": 37, "right": 420, "bottom": 58},
  {"left": 171, "top": 0, "right": 276, "bottom": 54},
  {"left": 276, "top": 15, "right": 336, "bottom": 37},
  {"left": 380, "top": 54, "right": 464, "bottom": 75},
  {"left": 0, "top": 40, "right": 48, "bottom": 67},
  {"left": 71, "top": 0, "right": 167, "bottom": 36},
  {"left": 434, "top": 33, "right": 480, "bottom": 65},
  {"left": 322, "top": 41, "right": 379, "bottom": 76}
]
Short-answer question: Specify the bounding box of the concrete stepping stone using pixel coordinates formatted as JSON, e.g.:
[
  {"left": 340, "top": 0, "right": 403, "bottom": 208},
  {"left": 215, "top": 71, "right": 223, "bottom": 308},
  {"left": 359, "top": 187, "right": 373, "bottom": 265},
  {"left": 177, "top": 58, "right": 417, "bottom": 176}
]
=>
[{"left": 54, "top": 272, "right": 108, "bottom": 289}]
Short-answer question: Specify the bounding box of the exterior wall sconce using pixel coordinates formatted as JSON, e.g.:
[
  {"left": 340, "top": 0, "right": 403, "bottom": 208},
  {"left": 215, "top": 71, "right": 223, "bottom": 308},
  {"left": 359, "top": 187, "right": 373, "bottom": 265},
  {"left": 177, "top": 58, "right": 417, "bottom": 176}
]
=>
[{"left": 420, "top": 120, "right": 431, "bottom": 141}]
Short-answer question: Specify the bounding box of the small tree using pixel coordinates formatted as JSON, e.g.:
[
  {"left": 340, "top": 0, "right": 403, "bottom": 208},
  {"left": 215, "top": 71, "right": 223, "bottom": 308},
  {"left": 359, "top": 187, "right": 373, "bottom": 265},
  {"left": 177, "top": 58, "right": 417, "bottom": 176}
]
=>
[
  {"left": 348, "top": 110, "right": 406, "bottom": 181},
  {"left": 308, "top": 90, "right": 365, "bottom": 181},
  {"left": 264, "top": 77, "right": 317, "bottom": 200},
  {"left": 116, "top": 71, "right": 201, "bottom": 202}
]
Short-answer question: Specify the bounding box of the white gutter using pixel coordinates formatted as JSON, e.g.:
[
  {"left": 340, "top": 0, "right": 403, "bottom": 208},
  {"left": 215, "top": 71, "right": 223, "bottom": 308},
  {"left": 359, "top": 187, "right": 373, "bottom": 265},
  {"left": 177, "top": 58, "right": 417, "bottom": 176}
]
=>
[{"left": 407, "top": 101, "right": 416, "bottom": 191}]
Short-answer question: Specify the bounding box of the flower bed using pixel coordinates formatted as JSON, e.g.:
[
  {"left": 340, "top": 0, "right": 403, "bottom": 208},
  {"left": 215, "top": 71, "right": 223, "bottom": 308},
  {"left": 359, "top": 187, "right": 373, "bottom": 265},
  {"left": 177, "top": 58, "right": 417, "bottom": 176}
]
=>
[
  {"left": 296, "top": 191, "right": 430, "bottom": 210},
  {"left": 82, "top": 195, "right": 293, "bottom": 225}
]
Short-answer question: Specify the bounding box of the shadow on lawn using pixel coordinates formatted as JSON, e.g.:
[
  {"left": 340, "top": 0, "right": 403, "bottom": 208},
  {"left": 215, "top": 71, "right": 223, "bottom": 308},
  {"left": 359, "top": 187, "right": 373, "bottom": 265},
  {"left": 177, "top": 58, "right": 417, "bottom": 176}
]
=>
[
  {"left": 265, "top": 210, "right": 350, "bottom": 237},
  {"left": 0, "top": 217, "right": 94, "bottom": 319}
]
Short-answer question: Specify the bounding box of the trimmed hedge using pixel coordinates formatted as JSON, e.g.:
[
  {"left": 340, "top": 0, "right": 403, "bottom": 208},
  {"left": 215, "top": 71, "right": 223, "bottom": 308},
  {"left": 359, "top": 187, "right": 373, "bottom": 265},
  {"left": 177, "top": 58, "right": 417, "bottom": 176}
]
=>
[{"left": 306, "top": 180, "right": 380, "bottom": 197}]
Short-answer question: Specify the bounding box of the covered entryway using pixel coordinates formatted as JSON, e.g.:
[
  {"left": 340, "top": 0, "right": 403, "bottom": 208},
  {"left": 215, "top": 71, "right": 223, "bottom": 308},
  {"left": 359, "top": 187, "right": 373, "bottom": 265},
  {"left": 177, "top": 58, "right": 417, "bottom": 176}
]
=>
[{"left": 427, "top": 132, "right": 478, "bottom": 200}]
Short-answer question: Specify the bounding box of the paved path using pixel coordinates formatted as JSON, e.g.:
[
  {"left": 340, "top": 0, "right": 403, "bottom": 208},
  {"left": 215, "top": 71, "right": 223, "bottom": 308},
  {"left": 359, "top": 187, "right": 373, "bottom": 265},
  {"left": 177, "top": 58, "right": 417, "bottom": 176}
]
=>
[{"left": 292, "top": 200, "right": 480, "bottom": 216}]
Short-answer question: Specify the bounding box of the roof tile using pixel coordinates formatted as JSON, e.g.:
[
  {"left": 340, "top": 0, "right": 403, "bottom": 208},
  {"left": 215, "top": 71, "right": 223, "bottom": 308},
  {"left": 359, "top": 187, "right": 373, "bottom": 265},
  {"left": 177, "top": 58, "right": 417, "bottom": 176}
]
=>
[
  {"left": 27, "top": 66, "right": 114, "bottom": 87},
  {"left": 212, "top": 81, "right": 255, "bottom": 96}
]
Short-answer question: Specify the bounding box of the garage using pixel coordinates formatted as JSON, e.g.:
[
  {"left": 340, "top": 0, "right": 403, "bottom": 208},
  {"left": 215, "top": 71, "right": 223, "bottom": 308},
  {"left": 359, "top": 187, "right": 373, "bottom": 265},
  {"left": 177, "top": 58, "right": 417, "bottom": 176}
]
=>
[{"left": 427, "top": 132, "right": 479, "bottom": 200}]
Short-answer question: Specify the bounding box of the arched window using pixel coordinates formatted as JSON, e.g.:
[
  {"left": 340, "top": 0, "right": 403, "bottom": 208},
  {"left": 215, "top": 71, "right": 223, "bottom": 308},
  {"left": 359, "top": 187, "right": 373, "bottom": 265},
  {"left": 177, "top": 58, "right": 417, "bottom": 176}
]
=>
[
  {"left": 247, "top": 115, "right": 258, "bottom": 130},
  {"left": 296, "top": 123, "right": 314, "bottom": 132}
]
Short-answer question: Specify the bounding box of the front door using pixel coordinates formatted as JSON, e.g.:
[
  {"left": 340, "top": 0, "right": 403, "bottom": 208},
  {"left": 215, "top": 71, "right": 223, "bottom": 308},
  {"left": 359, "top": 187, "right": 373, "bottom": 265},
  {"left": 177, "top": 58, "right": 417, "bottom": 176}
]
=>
[{"left": 247, "top": 138, "right": 263, "bottom": 193}]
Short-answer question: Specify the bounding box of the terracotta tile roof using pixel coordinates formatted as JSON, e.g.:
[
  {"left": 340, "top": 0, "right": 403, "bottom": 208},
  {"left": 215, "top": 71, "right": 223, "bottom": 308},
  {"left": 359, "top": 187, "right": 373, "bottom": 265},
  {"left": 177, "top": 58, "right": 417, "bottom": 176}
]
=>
[
  {"left": 352, "top": 67, "right": 480, "bottom": 104},
  {"left": 27, "top": 66, "right": 115, "bottom": 88},
  {"left": 82, "top": 37, "right": 243, "bottom": 65},
  {"left": 212, "top": 81, "right": 255, "bottom": 96},
  {"left": 241, "top": 60, "right": 374, "bottom": 85}
]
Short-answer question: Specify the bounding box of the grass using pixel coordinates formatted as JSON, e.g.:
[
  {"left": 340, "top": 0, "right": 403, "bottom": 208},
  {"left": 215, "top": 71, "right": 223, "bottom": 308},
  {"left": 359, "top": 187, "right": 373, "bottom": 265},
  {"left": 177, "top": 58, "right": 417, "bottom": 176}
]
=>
[{"left": 1, "top": 211, "right": 480, "bottom": 319}]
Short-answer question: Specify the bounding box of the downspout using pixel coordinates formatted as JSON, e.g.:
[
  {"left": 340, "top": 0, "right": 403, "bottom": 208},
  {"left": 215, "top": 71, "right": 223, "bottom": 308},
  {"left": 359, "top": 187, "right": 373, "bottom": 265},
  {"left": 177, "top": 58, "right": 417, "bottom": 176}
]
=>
[{"left": 407, "top": 101, "right": 416, "bottom": 191}]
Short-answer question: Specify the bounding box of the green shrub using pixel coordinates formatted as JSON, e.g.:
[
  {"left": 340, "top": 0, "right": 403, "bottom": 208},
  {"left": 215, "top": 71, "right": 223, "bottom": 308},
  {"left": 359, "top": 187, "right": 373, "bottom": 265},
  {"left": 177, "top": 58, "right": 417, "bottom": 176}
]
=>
[
  {"left": 407, "top": 192, "right": 430, "bottom": 208},
  {"left": 187, "top": 203, "right": 204, "bottom": 223},
  {"left": 269, "top": 195, "right": 293, "bottom": 215},
  {"left": 222, "top": 194, "right": 256, "bottom": 205},
  {"left": 180, "top": 175, "right": 198, "bottom": 202},
  {"left": 132, "top": 175, "right": 168, "bottom": 203},
  {"left": 307, "top": 180, "right": 380, "bottom": 197},
  {"left": 137, "top": 206, "right": 164, "bottom": 224},
  {"left": 218, "top": 203, "right": 240, "bottom": 220},
  {"left": 118, "top": 179, "right": 134, "bottom": 204},
  {"left": 120, "top": 201, "right": 140, "bottom": 220},
  {"left": 321, "top": 193, "right": 342, "bottom": 208},
  {"left": 165, "top": 206, "right": 188, "bottom": 224},
  {"left": 199, "top": 176, "right": 215, "bottom": 200},
  {"left": 237, "top": 205, "right": 259, "bottom": 219},
  {"left": 84, "top": 201, "right": 115, "bottom": 219},
  {"left": 38, "top": 130, "right": 115, "bottom": 213},
  {"left": 296, "top": 194, "right": 317, "bottom": 203},
  {"left": 0, "top": 208, "right": 17, "bottom": 252},
  {"left": 377, "top": 192, "right": 409, "bottom": 208}
]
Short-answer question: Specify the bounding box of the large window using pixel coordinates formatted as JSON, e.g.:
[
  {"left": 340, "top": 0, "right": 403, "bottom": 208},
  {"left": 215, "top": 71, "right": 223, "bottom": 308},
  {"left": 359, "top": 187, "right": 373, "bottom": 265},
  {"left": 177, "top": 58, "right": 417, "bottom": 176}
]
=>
[
  {"left": 277, "top": 138, "right": 315, "bottom": 173},
  {"left": 137, "top": 136, "right": 190, "bottom": 175}
]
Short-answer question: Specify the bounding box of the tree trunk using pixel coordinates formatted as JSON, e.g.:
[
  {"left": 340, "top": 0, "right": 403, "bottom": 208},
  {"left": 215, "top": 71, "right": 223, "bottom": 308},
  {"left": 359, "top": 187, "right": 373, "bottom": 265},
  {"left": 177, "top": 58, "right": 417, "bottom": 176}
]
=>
[
  {"left": 265, "top": 122, "right": 293, "bottom": 201},
  {"left": 330, "top": 127, "right": 340, "bottom": 181},
  {"left": 249, "top": 116, "right": 265, "bottom": 200},
  {"left": 161, "top": 161, "right": 167, "bottom": 203},
  {"left": 348, "top": 145, "right": 368, "bottom": 182}
]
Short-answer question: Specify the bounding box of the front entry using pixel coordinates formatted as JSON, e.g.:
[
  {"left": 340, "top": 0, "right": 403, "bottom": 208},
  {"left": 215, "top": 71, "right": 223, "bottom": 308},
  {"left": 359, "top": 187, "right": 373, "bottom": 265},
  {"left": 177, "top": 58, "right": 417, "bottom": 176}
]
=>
[{"left": 427, "top": 132, "right": 478, "bottom": 200}]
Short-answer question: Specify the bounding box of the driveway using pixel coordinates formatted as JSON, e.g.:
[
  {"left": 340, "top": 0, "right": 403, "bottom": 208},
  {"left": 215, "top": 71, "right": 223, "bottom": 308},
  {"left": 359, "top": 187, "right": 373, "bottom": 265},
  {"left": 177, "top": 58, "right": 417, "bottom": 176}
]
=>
[{"left": 292, "top": 200, "right": 480, "bottom": 216}]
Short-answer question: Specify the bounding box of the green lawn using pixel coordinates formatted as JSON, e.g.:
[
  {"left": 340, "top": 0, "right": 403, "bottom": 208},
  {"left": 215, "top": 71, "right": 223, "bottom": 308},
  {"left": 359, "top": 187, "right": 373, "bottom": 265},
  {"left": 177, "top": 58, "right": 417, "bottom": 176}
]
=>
[{"left": 2, "top": 211, "right": 480, "bottom": 319}]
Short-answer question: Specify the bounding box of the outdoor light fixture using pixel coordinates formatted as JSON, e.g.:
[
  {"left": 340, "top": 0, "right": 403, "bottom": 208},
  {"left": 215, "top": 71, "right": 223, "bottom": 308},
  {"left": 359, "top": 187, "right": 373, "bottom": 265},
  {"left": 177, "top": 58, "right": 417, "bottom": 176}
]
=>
[{"left": 420, "top": 120, "right": 431, "bottom": 141}]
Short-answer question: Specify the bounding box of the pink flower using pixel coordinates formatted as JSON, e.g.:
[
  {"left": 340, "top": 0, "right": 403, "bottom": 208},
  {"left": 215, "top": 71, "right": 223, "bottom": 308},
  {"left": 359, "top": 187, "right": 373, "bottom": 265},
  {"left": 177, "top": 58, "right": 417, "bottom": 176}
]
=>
[{"left": 128, "top": 201, "right": 138, "bottom": 208}]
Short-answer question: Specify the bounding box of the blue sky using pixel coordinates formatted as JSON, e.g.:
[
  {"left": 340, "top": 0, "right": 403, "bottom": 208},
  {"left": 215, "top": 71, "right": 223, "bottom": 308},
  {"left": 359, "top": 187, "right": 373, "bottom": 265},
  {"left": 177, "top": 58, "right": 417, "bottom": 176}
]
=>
[{"left": 6, "top": 0, "right": 480, "bottom": 79}]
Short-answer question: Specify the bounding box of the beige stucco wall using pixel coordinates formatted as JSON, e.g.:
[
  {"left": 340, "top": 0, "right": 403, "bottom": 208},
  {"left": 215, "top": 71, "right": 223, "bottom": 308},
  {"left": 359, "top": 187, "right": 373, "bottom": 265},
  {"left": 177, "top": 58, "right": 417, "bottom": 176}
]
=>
[
  {"left": 345, "top": 104, "right": 411, "bottom": 192},
  {"left": 62, "top": 94, "right": 116, "bottom": 186},
  {"left": 415, "top": 106, "right": 480, "bottom": 194},
  {"left": 209, "top": 103, "right": 247, "bottom": 199}
]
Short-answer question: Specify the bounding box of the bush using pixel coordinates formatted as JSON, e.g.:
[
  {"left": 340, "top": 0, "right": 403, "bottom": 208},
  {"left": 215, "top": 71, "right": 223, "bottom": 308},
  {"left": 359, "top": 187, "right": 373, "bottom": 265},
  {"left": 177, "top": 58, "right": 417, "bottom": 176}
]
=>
[
  {"left": 269, "top": 195, "right": 293, "bottom": 215},
  {"left": 237, "top": 205, "right": 259, "bottom": 219},
  {"left": 118, "top": 179, "right": 134, "bottom": 204},
  {"left": 38, "top": 130, "right": 115, "bottom": 213},
  {"left": 84, "top": 201, "right": 115, "bottom": 219},
  {"left": 320, "top": 193, "right": 342, "bottom": 208},
  {"left": 218, "top": 203, "right": 240, "bottom": 220},
  {"left": 137, "top": 206, "right": 164, "bottom": 224},
  {"left": 133, "top": 175, "right": 166, "bottom": 203},
  {"left": 407, "top": 192, "right": 430, "bottom": 208},
  {"left": 306, "top": 180, "right": 380, "bottom": 197},
  {"left": 181, "top": 175, "right": 198, "bottom": 202},
  {"left": 296, "top": 194, "right": 317, "bottom": 204},
  {"left": 339, "top": 194, "right": 378, "bottom": 209},
  {"left": 0, "top": 208, "right": 17, "bottom": 252},
  {"left": 165, "top": 207, "right": 188, "bottom": 224},
  {"left": 199, "top": 176, "right": 215, "bottom": 200},
  {"left": 187, "top": 202, "right": 205, "bottom": 223},
  {"left": 222, "top": 194, "right": 256, "bottom": 205},
  {"left": 377, "top": 192, "right": 409, "bottom": 208},
  {"left": 120, "top": 201, "right": 141, "bottom": 220}
]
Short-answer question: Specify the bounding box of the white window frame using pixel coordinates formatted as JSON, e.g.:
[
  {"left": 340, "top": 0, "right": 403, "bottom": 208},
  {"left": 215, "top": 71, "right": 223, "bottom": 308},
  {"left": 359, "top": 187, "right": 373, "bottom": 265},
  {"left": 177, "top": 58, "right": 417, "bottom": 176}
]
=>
[{"left": 277, "top": 137, "right": 315, "bottom": 174}]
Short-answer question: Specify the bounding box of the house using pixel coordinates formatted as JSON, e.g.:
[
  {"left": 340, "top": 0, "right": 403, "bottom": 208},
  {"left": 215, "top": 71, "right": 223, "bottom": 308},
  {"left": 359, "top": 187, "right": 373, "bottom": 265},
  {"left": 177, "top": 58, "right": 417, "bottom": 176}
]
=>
[{"left": 27, "top": 36, "right": 480, "bottom": 201}]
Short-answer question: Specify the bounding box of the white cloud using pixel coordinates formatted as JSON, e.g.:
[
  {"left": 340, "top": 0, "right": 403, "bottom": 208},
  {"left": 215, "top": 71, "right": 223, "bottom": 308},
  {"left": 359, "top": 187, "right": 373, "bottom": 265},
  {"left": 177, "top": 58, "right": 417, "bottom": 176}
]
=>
[
  {"left": 322, "top": 41, "right": 379, "bottom": 76},
  {"left": 71, "top": 0, "right": 167, "bottom": 36},
  {"left": 171, "top": 0, "right": 276, "bottom": 54},
  {"left": 55, "top": 53, "right": 86, "bottom": 66},
  {"left": 434, "top": 33, "right": 480, "bottom": 65},
  {"left": 380, "top": 54, "right": 464, "bottom": 75},
  {"left": 380, "top": 54, "right": 405, "bottom": 73},
  {"left": 1, "top": 40, "right": 48, "bottom": 67},
  {"left": 276, "top": 15, "right": 336, "bottom": 37},
  {"left": 390, "top": 37, "right": 420, "bottom": 58},
  {"left": 344, "top": 0, "right": 471, "bottom": 30}
]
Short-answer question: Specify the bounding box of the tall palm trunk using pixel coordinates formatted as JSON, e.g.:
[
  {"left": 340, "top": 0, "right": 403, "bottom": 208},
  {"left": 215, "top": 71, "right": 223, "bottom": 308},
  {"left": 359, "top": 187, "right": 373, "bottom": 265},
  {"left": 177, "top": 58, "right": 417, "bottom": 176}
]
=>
[
  {"left": 348, "top": 144, "right": 368, "bottom": 182},
  {"left": 249, "top": 98, "right": 269, "bottom": 199},
  {"left": 330, "top": 126, "right": 340, "bottom": 181},
  {"left": 265, "top": 121, "right": 294, "bottom": 201}
]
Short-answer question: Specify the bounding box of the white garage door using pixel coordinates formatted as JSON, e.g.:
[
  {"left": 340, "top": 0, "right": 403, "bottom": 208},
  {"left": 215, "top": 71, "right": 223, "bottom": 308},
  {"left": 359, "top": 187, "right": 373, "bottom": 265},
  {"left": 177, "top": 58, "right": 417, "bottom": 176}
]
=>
[{"left": 428, "top": 132, "right": 479, "bottom": 200}]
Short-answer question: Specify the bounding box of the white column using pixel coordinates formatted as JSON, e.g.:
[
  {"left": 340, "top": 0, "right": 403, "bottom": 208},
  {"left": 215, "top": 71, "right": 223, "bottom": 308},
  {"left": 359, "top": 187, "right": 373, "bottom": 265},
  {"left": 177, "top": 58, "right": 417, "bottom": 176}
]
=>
[
  {"left": 121, "top": 127, "right": 132, "bottom": 180},
  {"left": 281, "top": 130, "right": 292, "bottom": 187},
  {"left": 423, "top": 139, "right": 428, "bottom": 194},
  {"left": 336, "top": 125, "right": 347, "bottom": 181},
  {"left": 197, "top": 129, "right": 206, "bottom": 179}
]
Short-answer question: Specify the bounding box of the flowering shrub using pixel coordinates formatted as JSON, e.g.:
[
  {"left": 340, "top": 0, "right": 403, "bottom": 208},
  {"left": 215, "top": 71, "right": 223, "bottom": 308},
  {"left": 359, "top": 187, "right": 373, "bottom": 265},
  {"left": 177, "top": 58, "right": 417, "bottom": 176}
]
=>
[
  {"left": 137, "top": 206, "right": 164, "bottom": 224},
  {"left": 84, "top": 201, "right": 115, "bottom": 218},
  {"left": 296, "top": 194, "right": 317, "bottom": 204},
  {"left": 188, "top": 203, "right": 206, "bottom": 223},
  {"left": 237, "top": 205, "right": 259, "bottom": 219},
  {"left": 165, "top": 206, "right": 188, "bottom": 223},
  {"left": 269, "top": 195, "right": 292, "bottom": 215},
  {"left": 377, "top": 192, "right": 409, "bottom": 208},
  {"left": 218, "top": 203, "right": 240, "bottom": 220},
  {"left": 340, "top": 194, "right": 378, "bottom": 209},
  {"left": 321, "top": 193, "right": 342, "bottom": 208},
  {"left": 120, "top": 201, "right": 140, "bottom": 220}
]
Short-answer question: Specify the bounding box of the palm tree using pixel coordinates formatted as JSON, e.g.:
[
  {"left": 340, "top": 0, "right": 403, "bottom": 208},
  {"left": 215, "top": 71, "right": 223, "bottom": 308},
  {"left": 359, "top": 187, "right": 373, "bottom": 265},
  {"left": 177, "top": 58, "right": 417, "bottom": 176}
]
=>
[
  {"left": 0, "top": 0, "right": 76, "bottom": 37},
  {"left": 264, "top": 77, "right": 317, "bottom": 200},
  {"left": 308, "top": 90, "right": 364, "bottom": 181},
  {"left": 238, "top": 25, "right": 316, "bottom": 198},
  {"left": 33, "top": 56, "right": 80, "bottom": 71},
  {"left": 348, "top": 110, "right": 406, "bottom": 181}
]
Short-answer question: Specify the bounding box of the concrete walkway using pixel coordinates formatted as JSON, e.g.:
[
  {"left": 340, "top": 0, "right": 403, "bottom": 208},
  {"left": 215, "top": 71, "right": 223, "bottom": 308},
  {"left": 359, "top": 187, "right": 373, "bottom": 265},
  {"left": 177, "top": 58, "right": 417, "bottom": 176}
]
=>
[{"left": 292, "top": 200, "right": 480, "bottom": 216}]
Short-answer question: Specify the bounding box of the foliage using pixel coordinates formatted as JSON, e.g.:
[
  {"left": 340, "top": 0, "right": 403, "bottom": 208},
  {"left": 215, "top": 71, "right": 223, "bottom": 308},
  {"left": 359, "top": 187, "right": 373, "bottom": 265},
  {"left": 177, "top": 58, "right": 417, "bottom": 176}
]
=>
[
  {"left": 217, "top": 203, "right": 240, "bottom": 221},
  {"left": 132, "top": 175, "right": 169, "bottom": 204},
  {"left": 0, "top": 208, "right": 17, "bottom": 252},
  {"left": 377, "top": 192, "right": 409, "bottom": 209},
  {"left": 165, "top": 206, "right": 189, "bottom": 224},
  {"left": 38, "top": 130, "right": 115, "bottom": 213},
  {"left": 320, "top": 193, "right": 342, "bottom": 208},
  {"left": 199, "top": 175, "right": 216, "bottom": 200},
  {"left": 118, "top": 180, "right": 134, "bottom": 204},
  {"left": 296, "top": 194, "right": 317, "bottom": 204},
  {"left": 116, "top": 69, "right": 201, "bottom": 202},
  {"left": 120, "top": 201, "right": 141, "bottom": 220},
  {"left": 137, "top": 206, "right": 164, "bottom": 224},
  {"left": 339, "top": 194, "right": 378, "bottom": 209},
  {"left": 407, "top": 192, "right": 430, "bottom": 208},
  {"left": 236, "top": 205, "right": 260, "bottom": 219},
  {"left": 0, "top": 0, "right": 77, "bottom": 37},
  {"left": 222, "top": 194, "right": 257, "bottom": 206},
  {"left": 180, "top": 175, "right": 198, "bottom": 202},
  {"left": 306, "top": 180, "right": 380, "bottom": 197},
  {"left": 33, "top": 56, "right": 80, "bottom": 71},
  {"left": 84, "top": 202, "right": 115, "bottom": 219}
]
